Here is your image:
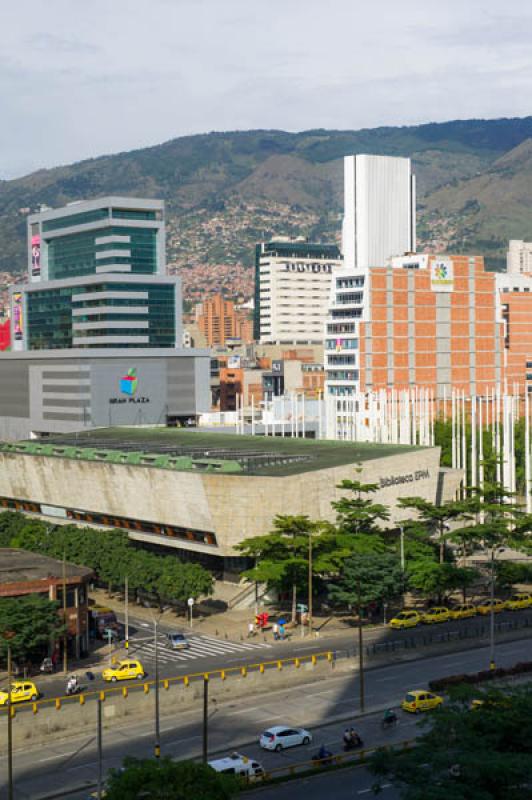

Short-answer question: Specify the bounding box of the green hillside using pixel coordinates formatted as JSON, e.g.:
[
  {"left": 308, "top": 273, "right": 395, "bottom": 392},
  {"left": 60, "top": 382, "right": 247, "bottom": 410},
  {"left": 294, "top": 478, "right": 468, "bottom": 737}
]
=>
[{"left": 2, "top": 117, "right": 532, "bottom": 279}]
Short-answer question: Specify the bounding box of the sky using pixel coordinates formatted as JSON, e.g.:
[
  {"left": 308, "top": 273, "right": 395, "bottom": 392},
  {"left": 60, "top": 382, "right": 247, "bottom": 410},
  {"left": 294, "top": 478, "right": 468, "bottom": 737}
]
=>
[{"left": 1, "top": 0, "right": 531, "bottom": 179}]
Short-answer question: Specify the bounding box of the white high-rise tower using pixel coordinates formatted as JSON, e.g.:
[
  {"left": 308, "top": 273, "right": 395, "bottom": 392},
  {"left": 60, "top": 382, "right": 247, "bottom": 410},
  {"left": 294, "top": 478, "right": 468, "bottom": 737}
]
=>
[
  {"left": 324, "top": 155, "right": 417, "bottom": 434},
  {"left": 342, "top": 154, "right": 416, "bottom": 269}
]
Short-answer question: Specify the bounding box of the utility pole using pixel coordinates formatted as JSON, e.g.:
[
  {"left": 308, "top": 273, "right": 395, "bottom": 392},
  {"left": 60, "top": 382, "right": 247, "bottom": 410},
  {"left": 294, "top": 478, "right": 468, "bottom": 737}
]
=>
[
  {"left": 154, "top": 617, "right": 160, "bottom": 758},
  {"left": 308, "top": 529, "right": 313, "bottom": 637},
  {"left": 489, "top": 548, "right": 496, "bottom": 670},
  {"left": 97, "top": 697, "right": 103, "bottom": 800},
  {"left": 357, "top": 581, "right": 365, "bottom": 713},
  {"left": 124, "top": 575, "right": 129, "bottom": 651},
  {"left": 399, "top": 525, "right": 405, "bottom": 572},
  {"left": 202, "top": 675, "right": 209, "bottom": 763},
  {"left": 62, "top": 552, "right": 68, "bottom": 673},
  {"left": 2, "top": 630, "right": 15, "bottom": 800}
]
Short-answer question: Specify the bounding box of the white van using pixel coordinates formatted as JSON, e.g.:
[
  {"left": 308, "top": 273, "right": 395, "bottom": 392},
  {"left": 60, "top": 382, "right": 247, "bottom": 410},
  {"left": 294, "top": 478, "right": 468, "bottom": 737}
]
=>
[{"left": 208, "top": 752, "right": 264, "bottom": 781}]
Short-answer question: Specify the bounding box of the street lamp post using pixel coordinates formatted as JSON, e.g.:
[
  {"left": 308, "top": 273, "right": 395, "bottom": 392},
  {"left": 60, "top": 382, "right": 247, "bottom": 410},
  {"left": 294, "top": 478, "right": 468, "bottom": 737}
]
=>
[
  {"left": 154, "top": 617, "right": 160, "bottom": 759},
  {"left": 62, "top": 552, "right": 68, "bottom": 674},
  {"left": 399, "top": 525, "right": 405, "bottom": 572},
  {"left": 2, "top": 629, "right": 16, "bottom": 800},
  {"left": 489, "top": 548, "right": 496, "bottom": 670},
  {"left": 357, "top": 580, "right": 365, "bottom": 714},
  {"left": 124, "top": 575, "right": 129, "bottom": 651},
  {"left": 308, "top": 530, "right": 313, "bottom": 637}
]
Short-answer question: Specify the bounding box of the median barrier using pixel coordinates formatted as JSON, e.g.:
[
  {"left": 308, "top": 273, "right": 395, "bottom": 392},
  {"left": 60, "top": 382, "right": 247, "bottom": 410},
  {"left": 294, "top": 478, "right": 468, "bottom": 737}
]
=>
[{"left": 0, "top": 650, "right": 337, "bottom": 750}]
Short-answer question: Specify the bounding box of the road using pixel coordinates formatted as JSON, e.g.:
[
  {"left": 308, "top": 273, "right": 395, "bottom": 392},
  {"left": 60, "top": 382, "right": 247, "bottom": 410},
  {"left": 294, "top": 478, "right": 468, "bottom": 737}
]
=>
[
  {"left": 242, "top": 766, "right": 401, "bottom": 800},
  {"left": 1, "top": 635, "right": 530, "bottom": 799},
  {"left": 25, "top": 607, "right": 532, "bottom": 701}
]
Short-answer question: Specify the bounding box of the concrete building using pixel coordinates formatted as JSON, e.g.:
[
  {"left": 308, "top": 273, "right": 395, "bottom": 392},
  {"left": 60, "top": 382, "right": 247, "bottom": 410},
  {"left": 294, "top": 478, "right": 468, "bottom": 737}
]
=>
[
  {"left": 496, "top": 271, "right": 532, "bottom": 391},
  {"left": 507, "top": 240, "right": 532, "bottom": 275},
  {"left": 195, "top": 295, "right": 253, "bottom": 347},
  {"left": 0, "top": 548, "right": 93, "bottom": 657},
  {"left": 254, "top": 238, "right": 342, "bottom": 344},
  {"left": 0, "top": 198, "right": 210, "bottom": 439},
  {"left": 0, "top": 428, "right": 461, "bottom": 577},
  {"left": 342, "top": 155, "right": 416, "bottom": 270}
]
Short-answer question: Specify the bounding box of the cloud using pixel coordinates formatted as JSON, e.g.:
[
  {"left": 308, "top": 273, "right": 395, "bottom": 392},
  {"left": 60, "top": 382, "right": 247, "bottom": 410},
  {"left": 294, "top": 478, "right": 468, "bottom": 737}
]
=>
[
  {"left": 26, "top": 33, "right": 100, "bottom": 54},
  {"left": 1, "top": 0, "right": 532, "bottom": 178}
]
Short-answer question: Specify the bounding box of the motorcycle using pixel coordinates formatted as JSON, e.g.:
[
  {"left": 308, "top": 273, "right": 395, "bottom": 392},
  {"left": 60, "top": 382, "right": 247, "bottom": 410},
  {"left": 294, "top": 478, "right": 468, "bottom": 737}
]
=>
[
  {"left": 40, "top": 658, "right": 55, "bottom": 674},
  {"left": 311, "top": 748, "right": 334, "bottom": 767},
  {"left": 343, "top": 736, "right": 364, "bottom": 751}
]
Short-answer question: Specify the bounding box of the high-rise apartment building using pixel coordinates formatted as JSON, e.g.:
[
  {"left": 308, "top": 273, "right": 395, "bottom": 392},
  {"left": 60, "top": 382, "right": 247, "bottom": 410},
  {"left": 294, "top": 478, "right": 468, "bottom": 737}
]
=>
[
  {"left": 13, "top": 197, "right": 180, "bottom": 351},
  {"left": 195, "top": 295, "right": 253, "bottom": 347},
  {"left": 254, "top": 238, "right": 342, "bottom": 344},
  {"left": 342, "top": 155, "right": 416, "bottom": 270},
  {"left": 507, "top": 240, "right": 532, "bottom": 274}
]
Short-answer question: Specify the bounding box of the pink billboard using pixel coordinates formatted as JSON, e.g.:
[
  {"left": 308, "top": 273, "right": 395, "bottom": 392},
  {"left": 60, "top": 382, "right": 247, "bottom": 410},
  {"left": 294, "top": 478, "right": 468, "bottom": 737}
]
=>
[
  {"left": 13, "top": 292, "right": 23, "bottom": 341},
  {"left": 31, "top": 234, "right": 41, "bottom": 276}
]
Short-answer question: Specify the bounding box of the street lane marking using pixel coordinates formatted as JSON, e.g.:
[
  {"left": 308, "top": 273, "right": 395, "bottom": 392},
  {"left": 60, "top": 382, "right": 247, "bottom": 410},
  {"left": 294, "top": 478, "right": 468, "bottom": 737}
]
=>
[{"left": 358, "top": 784, "right": 391, "bottom": 794}]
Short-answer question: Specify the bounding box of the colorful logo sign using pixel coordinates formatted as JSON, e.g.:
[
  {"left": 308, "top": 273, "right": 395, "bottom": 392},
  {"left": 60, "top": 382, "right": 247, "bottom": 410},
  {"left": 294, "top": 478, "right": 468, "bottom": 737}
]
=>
[
  {"left": 431, "top": 258, "right": 454, "bottom": 293},
  {"left": 120, "top": 368, "right": 138, "bottom": 396}
]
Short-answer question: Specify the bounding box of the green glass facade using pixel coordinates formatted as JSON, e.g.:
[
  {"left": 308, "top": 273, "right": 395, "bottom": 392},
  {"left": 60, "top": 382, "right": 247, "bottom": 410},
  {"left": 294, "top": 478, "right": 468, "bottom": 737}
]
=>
[
  {"left": 27, "top": 287, "right": 76, "bottom": 350},
  {"left": 47, "top": 226, "right": 158, "bottom": 281},
  {"left": 27, "top": 283, "right": 176, "bottom": 350}
]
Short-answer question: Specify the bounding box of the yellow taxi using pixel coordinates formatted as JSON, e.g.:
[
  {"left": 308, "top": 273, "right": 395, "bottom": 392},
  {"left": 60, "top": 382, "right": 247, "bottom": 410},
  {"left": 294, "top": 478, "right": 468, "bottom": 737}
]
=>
[
  {"left": 449, "top": 603, "right": 477, "bottom": 620},
  {"left": 102, "top": 659, "right": 145, "bottom": 682},
  {"left": 401, "top": 690, "right": 443, "bottom": 714},
  {"left": 506, "top": 592, "right": 532, "bottom": 611},
  {"left": 422, "top": 607, "right": 450, "bottom": 624},
  {"left": 389, "top": 610, "right": 422, "bottom": 630},
  {"left": 0, "top": 681, "right": 40, "bottom": 705},
  {"left": 476, "top": 599, "right": 507, "bottom": 615}
]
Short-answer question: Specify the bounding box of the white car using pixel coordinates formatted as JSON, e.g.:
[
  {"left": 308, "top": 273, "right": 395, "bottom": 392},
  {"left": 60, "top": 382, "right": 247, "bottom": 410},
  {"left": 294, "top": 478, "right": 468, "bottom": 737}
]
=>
[
  {"left": 259, "top": 726, "right": 312, "bottom": 752},
  {"left": 208, "top": 752, "right": 264, "bottom": 781}
]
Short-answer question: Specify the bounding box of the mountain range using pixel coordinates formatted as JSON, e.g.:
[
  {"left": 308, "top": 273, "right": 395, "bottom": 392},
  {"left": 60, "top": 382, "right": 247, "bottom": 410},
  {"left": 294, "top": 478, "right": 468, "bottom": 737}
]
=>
[{"left": 2, "top": 117, "right": 532, "bottom": 294}]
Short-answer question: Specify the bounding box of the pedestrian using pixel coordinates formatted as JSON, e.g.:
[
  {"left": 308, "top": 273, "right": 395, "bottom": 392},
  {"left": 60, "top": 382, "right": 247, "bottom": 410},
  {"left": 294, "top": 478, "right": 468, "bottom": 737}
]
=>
[
  {"left": 273, "top": 622, "right": 279, "bottom": 641},
  {"left": 247, "top": 621, "right": 255, "bottom": 638}
]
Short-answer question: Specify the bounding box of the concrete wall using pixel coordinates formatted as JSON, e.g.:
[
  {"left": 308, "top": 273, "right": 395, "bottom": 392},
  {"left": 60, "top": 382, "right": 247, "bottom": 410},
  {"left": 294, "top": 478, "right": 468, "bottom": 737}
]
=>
[
  {"left": 2, "top": 658, "right": 338, "bottom": 751},
  {"left": 0, "top": 447, "right": 444, "bottom": 556}
]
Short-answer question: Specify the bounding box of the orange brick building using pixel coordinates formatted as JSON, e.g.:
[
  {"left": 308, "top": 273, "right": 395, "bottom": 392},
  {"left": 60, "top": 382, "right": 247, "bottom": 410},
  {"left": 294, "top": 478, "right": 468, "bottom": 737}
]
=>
[
  {"left": 325, "top": 254, "right": 516, "bottom": 398},
  {"left": 359, "top": 255, "right": 501, "bottom": 395},
  {"left": 195, "top": 295, "right": 253, "bottom": 347}
]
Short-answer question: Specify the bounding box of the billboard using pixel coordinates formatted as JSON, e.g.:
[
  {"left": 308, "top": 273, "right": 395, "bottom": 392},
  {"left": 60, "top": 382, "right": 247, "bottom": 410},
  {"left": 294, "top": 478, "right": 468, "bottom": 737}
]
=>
[
  {"left": 431, "top": 258, "right": 454, "bottom": 292},
  {"left": 227, "top": 355, "right": 241, "bottom": 369},
  {"left": 12, "top": 292, "right": 24, "bottom": 341},
  {"left": 31, "top": 235, "right": 41, "bottom": 277}
]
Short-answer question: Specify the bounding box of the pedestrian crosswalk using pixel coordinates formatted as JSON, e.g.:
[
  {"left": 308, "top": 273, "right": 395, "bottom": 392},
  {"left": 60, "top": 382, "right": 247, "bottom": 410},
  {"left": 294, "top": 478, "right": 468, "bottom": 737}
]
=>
[{"left": 127, "top": 633, "right": 273, "bottom": 667}]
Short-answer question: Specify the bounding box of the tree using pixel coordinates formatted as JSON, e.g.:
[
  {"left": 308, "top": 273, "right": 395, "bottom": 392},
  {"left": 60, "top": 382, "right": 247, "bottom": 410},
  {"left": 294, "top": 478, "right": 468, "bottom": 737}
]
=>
[
  {"left": 407, "top": 561, "right": 479, "bottom": 604},
  {"left": 370, "top": 686, "right": 532, "bottom": 799},
  {"left": 105, "top": 757, "right": 238, "bottom": 800},
  {"left": 0, "top": 594, "right": 64, "bottom": 666},
  {"left": 398, "top": 496, "right": 468, "bottom": 564},
  {"left": 327, "top": 553, "right": 403, "bottom": 613},
  {"left": 237, "top": 515, "right": 317, "bottom": 622},
  {"left": 332, "top": 479, "right": 390, "bottom": 536}
]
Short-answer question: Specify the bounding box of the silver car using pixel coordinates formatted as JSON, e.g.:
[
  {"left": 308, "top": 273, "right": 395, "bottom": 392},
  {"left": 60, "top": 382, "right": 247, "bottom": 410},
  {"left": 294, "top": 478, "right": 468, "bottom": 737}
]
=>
[
  {"left": 259, "top": 726, "right": 312, "bottom": 752},
  {"left": 167, "top": 632, "right": 190, "bottom": 650}
]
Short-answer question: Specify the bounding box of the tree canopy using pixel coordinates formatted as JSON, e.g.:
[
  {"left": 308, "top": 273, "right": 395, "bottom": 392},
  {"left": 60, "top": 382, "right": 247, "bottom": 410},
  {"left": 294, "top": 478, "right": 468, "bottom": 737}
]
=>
[
  {"left": 370, "top": 686, "right": 532, "bottom": 799},
  {"left": 0, "top": 512, "right": 213, "bottom": 608},
  {"left": 0, "top": 594, "right": 64, "bottom": 664},
  {"left": 105, "top": 757, "right": 238, "bottom": 800}
]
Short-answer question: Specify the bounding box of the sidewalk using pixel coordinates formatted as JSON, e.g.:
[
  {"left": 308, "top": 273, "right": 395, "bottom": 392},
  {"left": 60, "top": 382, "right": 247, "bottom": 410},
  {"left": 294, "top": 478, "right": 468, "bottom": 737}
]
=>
[{"left": 89, "top": 586, "right": 375, "bottom": 643}]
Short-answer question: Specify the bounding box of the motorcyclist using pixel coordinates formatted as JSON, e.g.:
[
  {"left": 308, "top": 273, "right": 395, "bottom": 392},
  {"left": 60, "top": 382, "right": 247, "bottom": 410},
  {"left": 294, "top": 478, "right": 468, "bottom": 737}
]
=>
[
  {"left": 318, "top": 744, "right": 329, "bottom": 760},
  {"left": 383, "top": 708, "right": 397, "bottom": 726},
  {"left": 66, "top": 675, "right": 78, "bottom": 695},
  {"left": 349, "top": 728, "right": 362, "bottom": 747},
  {"left": 343, "top": 728, "right": 352, "bottom": 746}
]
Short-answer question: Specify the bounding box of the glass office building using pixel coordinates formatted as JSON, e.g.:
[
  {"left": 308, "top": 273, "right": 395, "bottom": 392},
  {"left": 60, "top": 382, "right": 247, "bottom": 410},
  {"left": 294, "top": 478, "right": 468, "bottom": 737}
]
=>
[{"left": 11, "top": 197, "right": 182, "bottom": 351}]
